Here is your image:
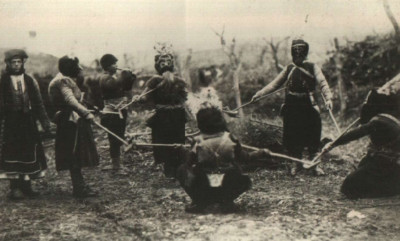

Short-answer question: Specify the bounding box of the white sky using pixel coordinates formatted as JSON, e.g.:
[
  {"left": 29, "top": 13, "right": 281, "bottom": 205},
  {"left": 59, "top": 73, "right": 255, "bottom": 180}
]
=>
[{"left": 1, "top": 0, "right": 399, "bottom": 64}]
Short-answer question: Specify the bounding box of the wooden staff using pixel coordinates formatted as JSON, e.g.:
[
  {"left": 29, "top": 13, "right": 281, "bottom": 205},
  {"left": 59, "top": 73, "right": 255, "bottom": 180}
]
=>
[
  {"left": 321, "top": 94, "right": 341, "bottom": 135},
  {"left": 93, "top": 121, "right": 189, "bottom": 151},
  {"left": 223, "top": 87, "right": 286, "bottom": 115},
  {"left": 241, "top": 144, "right": 313, "bottom": 166},
  {"left": 303, "top": 118, "right": 360, "bottom": 169},
  {"left": 119, "top": 88, "right": 157, "bottom": 110}
]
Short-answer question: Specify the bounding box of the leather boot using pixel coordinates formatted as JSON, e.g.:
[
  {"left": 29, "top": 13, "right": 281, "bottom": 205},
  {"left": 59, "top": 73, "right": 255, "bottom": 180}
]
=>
[
  {"left": 20, "top": 180, "right": 40, "bottom": 198},
  {"left": 8, "top": 179, "right": 25, "bottom": 200},
  {"left": 112, "top": 157, "right": 121, "bottom": 170}
]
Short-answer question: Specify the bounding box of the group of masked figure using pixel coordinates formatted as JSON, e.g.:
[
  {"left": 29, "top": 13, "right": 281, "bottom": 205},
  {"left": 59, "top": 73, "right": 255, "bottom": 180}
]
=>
[{"left": 0, "top": 38, "right": 399, "bottom": 214}]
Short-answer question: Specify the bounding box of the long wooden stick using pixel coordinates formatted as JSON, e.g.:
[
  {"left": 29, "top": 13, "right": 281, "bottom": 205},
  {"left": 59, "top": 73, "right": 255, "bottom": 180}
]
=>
[
  {"left": 303, "top": 118, "right": 360, "bottom": 169},
  {"left": 119, "top": 88, "right": 157, "bottom": 110},
  {"left": 93, "top": 121, "right": 130, "bottom": 145},
  {"left": 321, "top": 94, "right": 341, "bottom": 135},
  {"left": 241, "top": 144, "right": 313, "bottom": 165},
  {"left": 223, "top": 87, "right": 286, "bottom": 115}
]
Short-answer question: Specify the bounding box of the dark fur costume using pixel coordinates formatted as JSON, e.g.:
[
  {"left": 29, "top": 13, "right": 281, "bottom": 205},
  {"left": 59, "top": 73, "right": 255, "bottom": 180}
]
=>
[{"left": 146, "top": 74, "right": 187, "bottom": 176}]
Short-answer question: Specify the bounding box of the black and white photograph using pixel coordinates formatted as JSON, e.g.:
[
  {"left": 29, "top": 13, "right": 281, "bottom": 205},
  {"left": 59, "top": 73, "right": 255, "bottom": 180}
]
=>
[{"left": 1, "top": 0, "right": 400, "bottom": 240}]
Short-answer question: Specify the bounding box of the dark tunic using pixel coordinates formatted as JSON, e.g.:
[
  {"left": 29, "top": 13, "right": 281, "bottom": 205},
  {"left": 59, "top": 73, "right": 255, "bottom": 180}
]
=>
[
  {"left": 257, "top": 62, "right": 332, "bottom": 157},
  {"left": 98, "top": 71, "right": 135, "bottom": 158},
  {"left": 48, "top": 73, "right": 99, "bottom": 171},
  {"left": 145, "top": 74, "right": 187, "bottom": 168},
  {"left": 0, "top": 72, "right": 50, "bottom": 179},
  {"left": 177, "top": 132, "right": 262, "bottom": 206},
  {"left": 333, "top": 114, "right": 400, "bottom": 199}
]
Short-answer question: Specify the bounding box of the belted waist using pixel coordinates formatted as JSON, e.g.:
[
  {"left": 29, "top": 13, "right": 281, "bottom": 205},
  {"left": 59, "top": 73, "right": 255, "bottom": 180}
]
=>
[
  {"left": 155, "top": 104, "right": 184, "bottom": 110},
  {"left": 287, "top": 91, "right": 314, "bottom": 97},
  {"left": 286, "top": 91, "right": 317, "bottom": 106}
]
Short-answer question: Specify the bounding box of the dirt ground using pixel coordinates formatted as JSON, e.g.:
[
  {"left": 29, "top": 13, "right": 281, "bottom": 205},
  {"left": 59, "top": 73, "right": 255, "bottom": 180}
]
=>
[{"left": 1, "top": 118, "right": 400, "bottom": 241}]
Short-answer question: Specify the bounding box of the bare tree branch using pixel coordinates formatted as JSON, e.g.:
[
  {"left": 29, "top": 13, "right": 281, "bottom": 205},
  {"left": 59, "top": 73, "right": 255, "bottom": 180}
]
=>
[{"left": 383, "top": 0, "right": 400, "bottom": 40}]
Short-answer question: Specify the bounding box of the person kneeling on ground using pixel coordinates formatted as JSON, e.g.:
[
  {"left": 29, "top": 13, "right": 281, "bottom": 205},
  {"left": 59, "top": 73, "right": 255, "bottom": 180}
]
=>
[
  {"left": 323, "top": 90, "right": 400, "bottom": 199},
  {"left": 176, "top": 103, "right": 271, "bottom": 213}
]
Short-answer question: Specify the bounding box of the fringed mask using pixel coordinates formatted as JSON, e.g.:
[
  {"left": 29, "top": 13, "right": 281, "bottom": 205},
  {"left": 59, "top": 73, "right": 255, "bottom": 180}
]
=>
[{"left": 154, "top": 43, "right": 174, "bottom": 75}]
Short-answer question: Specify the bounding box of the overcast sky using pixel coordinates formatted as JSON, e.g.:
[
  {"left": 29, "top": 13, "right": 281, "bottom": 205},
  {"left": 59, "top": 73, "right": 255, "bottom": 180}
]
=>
[{"left": 1, "top": 0, "right": 399, "bottom": 64}]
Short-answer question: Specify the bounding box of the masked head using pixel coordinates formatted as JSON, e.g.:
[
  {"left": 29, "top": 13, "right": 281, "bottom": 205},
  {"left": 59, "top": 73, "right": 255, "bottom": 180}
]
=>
[
  {"left": 4, "top": 49, "right": 28, "bottom": 75},
  {"left": 196, "top": 102, "right": 228, "bottom": 134},
  {"left": 360, "top": 89, "right": 398, "bottom": 124},
  {"left": 58, "top": 55, "right": 82, "bottom": 78},
  {"left": 291, "top": 39, "right": 309, "bottom": 65},
  {"left": 154, "top": 53, "right": 174, "bottom": 75},
  {"left": 100, "top": 54, "right": 118, "bottom": 74}
]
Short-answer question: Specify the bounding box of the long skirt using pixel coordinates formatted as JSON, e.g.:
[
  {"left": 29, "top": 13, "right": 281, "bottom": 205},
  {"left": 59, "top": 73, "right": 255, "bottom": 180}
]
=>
[
  {"left": 55, "top": 118, "right": 99, "bottom": 171},
  {"left": 341, "top": 152, "right": 400, "bottom": 199},
  {"left": 282, "top": 94, "right": 321, "bottom": 157},
  {"left": 0, "top": 111, "right": 46, "bottom": 179},
  {"left": 147, "top": 107, "right": 186, "bottom": 168}
]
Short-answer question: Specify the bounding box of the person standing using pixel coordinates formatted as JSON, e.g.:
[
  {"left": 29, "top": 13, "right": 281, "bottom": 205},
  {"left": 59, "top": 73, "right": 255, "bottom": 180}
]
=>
[
  {"left": 0, "top": 49, "right": 51, "bottom": 200},
  {"left": 137, "top": 45, "right": 188, "bottom": 178},
  {"left": 252, "top": 39, "right": 333, "bottom": 176},
  {"left": 98, "top": 54, "right": 136, "bottom": 171},
  {"left": 48, "top": 56, "right": 99, "bottom": 198}
]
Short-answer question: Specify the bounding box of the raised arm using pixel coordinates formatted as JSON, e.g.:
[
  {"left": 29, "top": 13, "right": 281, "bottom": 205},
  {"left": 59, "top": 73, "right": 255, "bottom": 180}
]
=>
[{"left": 252, "top": 66, "right": 289, "bottom": 99}]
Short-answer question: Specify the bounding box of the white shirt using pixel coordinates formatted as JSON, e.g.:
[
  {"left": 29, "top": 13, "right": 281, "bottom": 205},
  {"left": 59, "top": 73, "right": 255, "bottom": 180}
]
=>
[{"left": 10, "top": 74, "right": 25, "bottom": 92}]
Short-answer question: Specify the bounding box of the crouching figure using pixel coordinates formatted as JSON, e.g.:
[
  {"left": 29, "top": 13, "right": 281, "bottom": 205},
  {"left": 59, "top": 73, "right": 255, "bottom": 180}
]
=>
[
  {"left": 176, "top": 103, "right": 270, "bottom": 213},
  {"left": 324, "top": 90, "right": 400, "bottom": 199}
]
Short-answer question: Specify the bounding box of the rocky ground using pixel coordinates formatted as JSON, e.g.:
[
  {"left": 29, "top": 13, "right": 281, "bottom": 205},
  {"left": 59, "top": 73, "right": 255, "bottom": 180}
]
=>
[{"left": 1, "top": 117, "right": 400, "bottom": 241}]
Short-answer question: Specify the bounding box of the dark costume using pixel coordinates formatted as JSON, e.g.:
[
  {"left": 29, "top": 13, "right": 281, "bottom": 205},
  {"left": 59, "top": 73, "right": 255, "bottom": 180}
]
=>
[
  {"left": 98, "top": 54, "right": 136, "bottom": 168},
  {"left": 48, "top": 56, "right": 99, "bottom": 198},
  {"left": 253, "top": 39, "right": 332, "bottom": 174},
  {"left": 330, "top": 90, "right": 400, "bottom": 199},
  {"left": 176, "top": 104, "right": 268, "bottom": 212},
  {"left": 0, "top": 49, "right": 51, "bottom": 198},
  {"left": 142, "top": 51, "right": 187, "bottom": 177}
]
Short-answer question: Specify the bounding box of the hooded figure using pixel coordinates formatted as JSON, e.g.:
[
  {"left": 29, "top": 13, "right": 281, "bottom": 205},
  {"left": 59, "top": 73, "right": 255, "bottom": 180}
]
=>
[
  {"left": 325, "top": 90, "right": 400, "bottom": 199},
  {"left": 252, "top": 39, "right": 333, "bottom": 176},
  {"left": 135, "top": 45, "right": 188, "bottom": 178},
  {"left": 48, "top": 55, "right": 99, "bottom": 198},
  {"left": 0, "top": 49, "right": 51, "bottom": 200}
]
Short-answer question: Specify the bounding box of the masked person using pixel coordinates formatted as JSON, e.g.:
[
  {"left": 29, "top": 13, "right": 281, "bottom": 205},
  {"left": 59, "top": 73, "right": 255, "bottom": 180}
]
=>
[
  {"left": 0, "top": 49, "right": 51, "bottom": 200},
  {"left": 48, "top": 56, "right": 99, "bottom": 198},
  {"left": 135, "top": 45, "right": 187, "bottom": 178},
  {"left": 176, "top": 103, "right": 272, "bottom": 213},
  {"left": 98, "top": 54, "right": 136, "bottom": 171},
  {"left": 251, "top": 39, "right": 333, "bottom": 176},
  {"left": 323, "top": 90, "right": 400, "bottom": 199}
]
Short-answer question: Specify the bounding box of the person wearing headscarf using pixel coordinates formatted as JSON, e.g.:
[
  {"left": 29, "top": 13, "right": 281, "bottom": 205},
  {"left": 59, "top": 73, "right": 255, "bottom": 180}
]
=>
[
  {"left": 0, "top": 49, "right": 51, "bottom": 200},
  {"left": 48, "top": 56, "right": 99, "bottom": 198}
]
